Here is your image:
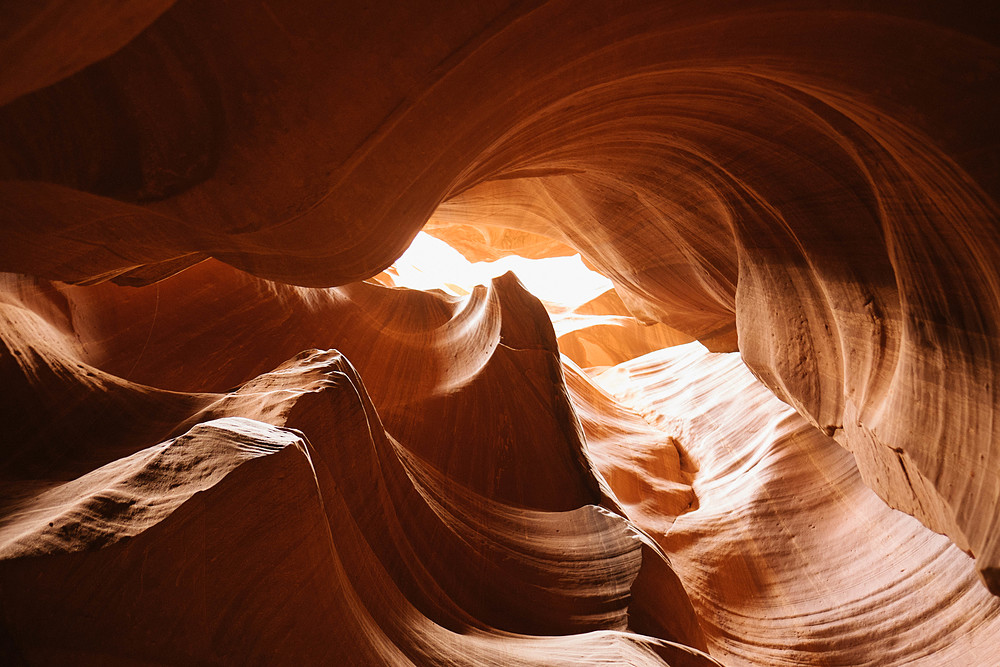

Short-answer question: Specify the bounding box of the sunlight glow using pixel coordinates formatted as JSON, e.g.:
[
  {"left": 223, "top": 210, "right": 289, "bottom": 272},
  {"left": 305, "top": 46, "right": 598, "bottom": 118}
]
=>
[{"left": 386, "top": 232, "right": 614, "bottom": 309}]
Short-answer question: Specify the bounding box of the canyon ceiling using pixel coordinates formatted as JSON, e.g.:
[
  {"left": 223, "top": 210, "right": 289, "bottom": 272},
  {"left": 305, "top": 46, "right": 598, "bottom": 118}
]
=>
[{"left": 1, "top": 1, "right": 999, "bottom": 665}]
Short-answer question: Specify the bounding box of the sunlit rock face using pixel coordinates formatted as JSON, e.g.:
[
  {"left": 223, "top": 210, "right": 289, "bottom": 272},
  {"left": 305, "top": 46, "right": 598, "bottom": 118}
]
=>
[
  {"left": 2, "top": 1, "right": 999, "bottom": 664},
  {"left": 589, "top": 345, "right": 1000, "bottom": 665},
  {"left": 0, "top": 266, "right": 712, "bottom": 664}
]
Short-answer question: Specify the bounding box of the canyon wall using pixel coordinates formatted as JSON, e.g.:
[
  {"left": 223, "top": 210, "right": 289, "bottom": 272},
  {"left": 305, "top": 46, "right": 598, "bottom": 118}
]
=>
[{"left": 2, "top": 1, "right": 999, "bottom": 663}]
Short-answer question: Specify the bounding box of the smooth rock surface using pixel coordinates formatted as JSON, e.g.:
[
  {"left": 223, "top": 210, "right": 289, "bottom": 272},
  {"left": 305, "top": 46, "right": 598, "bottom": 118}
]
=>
[{"left": 2, "top": 1, "right": 999, "bottom": 663}]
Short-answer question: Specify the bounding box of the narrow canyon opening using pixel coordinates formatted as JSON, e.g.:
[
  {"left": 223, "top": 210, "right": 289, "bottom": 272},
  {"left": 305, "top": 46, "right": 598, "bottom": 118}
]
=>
[{"left": 377, "top": 229, "right": 692, "bottom": 370}]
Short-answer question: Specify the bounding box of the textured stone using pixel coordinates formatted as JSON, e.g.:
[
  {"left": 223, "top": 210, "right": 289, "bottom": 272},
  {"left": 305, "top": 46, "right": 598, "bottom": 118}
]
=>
[{"left": 1, "top": 2, "right": 999, "bottom": 663}]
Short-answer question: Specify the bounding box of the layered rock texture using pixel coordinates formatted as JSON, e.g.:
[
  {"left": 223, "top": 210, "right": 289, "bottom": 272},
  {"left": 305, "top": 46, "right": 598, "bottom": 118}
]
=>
[{"left": 2, "top": 1, "right": 999, "bottom": 664}]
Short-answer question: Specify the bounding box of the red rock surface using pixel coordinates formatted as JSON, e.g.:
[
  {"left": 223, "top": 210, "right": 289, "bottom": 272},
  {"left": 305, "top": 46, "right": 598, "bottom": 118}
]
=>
[
  {"left": 590, "top": 344, "right": 1000, "bottom": 665},
  {"left": 2, "top": 1, "right": 999, "bottom": 664}
]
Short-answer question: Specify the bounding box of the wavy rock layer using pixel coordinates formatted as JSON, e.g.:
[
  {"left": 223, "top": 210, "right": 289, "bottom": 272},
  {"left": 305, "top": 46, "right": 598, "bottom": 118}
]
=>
[
  {"left": 0, "top": 268, "right": 713, "bottom": 664},
  {"left": 1, "top": 1, "right": 1000, "bottom": 664},
  {"left": 2, "top": 2, "right": 998, "bottom": 587},
  {"left": 588, "top": 344, "right": 1000, "bottom": 665}
]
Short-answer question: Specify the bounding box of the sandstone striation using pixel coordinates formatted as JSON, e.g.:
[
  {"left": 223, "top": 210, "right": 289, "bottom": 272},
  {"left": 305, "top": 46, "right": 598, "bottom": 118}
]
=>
[
  {"left": 2, "top": 1, "right": 999, "bottom": 664},
  {"left": 1, "top": 268, "right": 713, "bottom": 664},
  {"left": 590, "top": 344, "right": 1000, "bottom": 665}
]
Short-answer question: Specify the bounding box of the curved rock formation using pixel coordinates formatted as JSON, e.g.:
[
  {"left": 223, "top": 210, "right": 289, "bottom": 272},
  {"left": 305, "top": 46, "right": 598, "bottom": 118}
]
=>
[
  {"left": 1, "top": 268, "right": 713, "bottom": 664},
  {"left": 552, "top": 289, "right": 694, "bottom": 370},
  {"left": 2, "top": 1, "right": 999, "bottom": 664},
  {"left": 589, "top": 344, "right": 1000, "bottom": 665}
]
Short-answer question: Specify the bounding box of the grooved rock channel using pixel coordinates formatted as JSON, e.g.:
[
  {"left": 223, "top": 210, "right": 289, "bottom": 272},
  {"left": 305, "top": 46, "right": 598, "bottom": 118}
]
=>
[{"left": 1, "top": 2, "right": 999, "bottom": 664}]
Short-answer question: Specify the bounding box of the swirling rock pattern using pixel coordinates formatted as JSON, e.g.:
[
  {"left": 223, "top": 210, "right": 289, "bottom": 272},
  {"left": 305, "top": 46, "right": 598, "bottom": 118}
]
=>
[
  {"left": 1, "top": 0, "right": 999, "bottom": 664},
  {"left": 1, "top": 269, "right": 714, "bottom": 664},
  {"left": 589, "top": 344, "right": 1000, "bottom": 665}
]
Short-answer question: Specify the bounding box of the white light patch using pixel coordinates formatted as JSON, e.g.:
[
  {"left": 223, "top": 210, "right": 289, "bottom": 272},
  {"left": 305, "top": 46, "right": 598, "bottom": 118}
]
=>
[{"left": 388, "top": 232, "right": 613, "bottom": 310}]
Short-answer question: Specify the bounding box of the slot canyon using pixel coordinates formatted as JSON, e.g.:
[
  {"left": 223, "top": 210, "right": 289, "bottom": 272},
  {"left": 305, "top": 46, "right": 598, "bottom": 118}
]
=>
[{"left": 2, "top": 1, "right": 1000, "bottom": 664}]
